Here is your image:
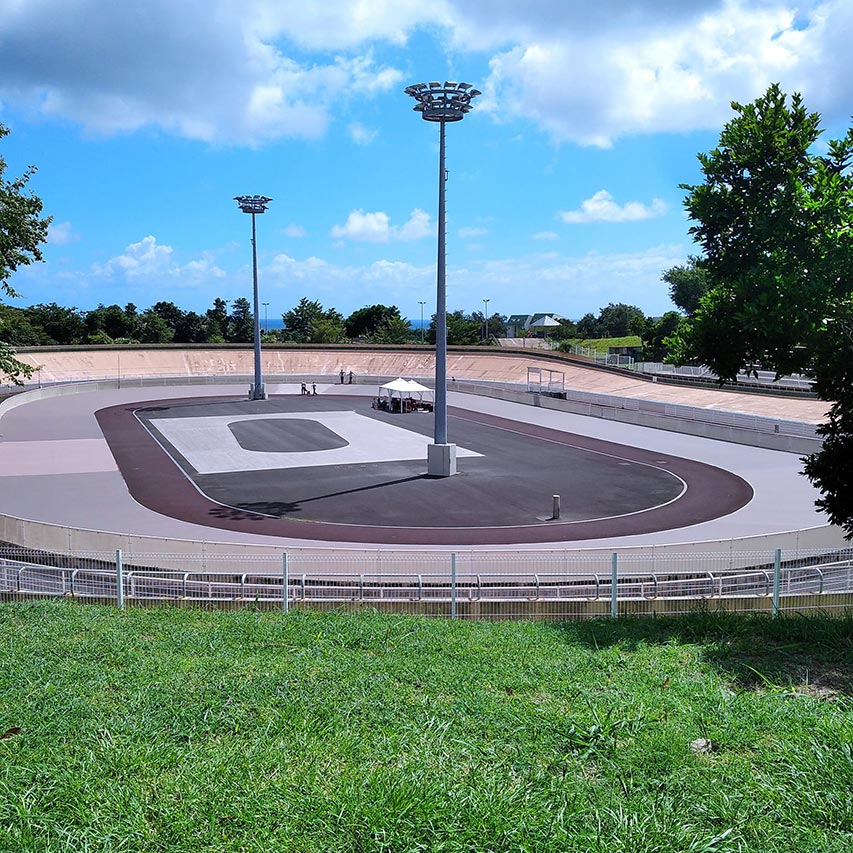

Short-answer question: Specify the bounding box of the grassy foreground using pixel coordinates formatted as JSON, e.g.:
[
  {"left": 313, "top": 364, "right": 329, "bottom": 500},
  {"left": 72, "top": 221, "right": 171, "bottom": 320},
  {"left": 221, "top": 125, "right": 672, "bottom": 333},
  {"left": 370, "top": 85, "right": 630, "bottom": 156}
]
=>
[{"left": 1, "top": 604, "right": 852, "bottom": 853}]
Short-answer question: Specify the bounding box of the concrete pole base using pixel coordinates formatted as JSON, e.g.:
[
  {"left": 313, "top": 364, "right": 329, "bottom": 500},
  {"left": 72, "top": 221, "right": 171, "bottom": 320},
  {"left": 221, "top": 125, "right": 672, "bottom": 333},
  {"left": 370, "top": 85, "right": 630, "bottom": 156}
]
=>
[
  {"left": 427, "top": 443, "right": 457, "bottom": 477},
  {"left": 250, "top": 384, "right": 267, "bottom": 401}
]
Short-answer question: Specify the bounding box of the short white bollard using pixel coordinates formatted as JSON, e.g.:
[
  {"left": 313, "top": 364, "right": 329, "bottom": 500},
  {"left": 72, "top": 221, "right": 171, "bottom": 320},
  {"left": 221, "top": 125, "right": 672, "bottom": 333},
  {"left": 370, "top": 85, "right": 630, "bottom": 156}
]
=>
[{"left": 552, "top": 494, "right": 560, "bottom": 520}]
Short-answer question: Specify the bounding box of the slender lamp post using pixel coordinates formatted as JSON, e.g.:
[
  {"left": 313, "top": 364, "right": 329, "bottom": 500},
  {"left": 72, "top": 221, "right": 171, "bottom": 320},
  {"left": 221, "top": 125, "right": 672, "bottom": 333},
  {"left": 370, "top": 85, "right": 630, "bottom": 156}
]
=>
[
  {"left": 483, "top": 298, "right": 490, "bottom": 343},
  {"left": 234, "top": 195, "right": 272, "bottom": 401},
  {"left": 418, "top": 300, "right": 426, "bottom": 344},
  {"left": 405, "top": 81, "right": 480, "bottom": 476},
  {"left": 262, "top": 301, "right": 269, "bottom": 333}
]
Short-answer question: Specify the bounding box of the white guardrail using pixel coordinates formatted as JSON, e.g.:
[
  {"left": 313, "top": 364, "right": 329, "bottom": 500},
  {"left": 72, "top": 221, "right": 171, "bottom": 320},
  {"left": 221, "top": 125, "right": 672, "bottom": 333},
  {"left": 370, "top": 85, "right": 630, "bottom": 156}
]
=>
[{"left": 2, "top": 548, "right": 851, "bottom": 616}]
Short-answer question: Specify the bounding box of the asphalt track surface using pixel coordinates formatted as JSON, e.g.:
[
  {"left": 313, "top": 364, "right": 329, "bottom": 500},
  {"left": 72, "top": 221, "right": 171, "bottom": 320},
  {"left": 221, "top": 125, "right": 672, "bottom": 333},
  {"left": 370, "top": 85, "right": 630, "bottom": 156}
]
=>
[{"left": 95, "top": 394, "right": 753, "bottom": 546}]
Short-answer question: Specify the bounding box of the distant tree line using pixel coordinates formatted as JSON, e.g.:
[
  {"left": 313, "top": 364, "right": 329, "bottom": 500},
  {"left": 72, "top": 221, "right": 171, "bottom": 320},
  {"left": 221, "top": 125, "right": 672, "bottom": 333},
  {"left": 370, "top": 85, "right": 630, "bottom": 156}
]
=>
[{"left": 0, "top": 287, "right": 707, "bottom": 360}]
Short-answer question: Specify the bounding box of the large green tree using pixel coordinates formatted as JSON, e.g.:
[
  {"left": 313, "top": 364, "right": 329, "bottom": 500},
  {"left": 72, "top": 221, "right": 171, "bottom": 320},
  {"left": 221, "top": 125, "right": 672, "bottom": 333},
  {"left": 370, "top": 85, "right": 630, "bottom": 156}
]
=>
[
  {"left": 281, "top": 298, "right": 346, "bottom": 344},
  {"left": 670, "top": 84, "right": 853, "bottom": 536},
  {"left": 227, "top": 297, "right": 254, "bottom": 342},
  {"left": 345, "top": 304, "right": 401, "bottom": 339},
  {"left": 26, "top": 302, "right": 85, "bottom": 344},
  {"left": 662, "top": 256, "right": 710, "bottom": 317},
  {"left": 1, "top": 123, "right": 51, "bottom": 382},
  {"left": 425, "top": 311, "right": 481, "bottom": 346}
]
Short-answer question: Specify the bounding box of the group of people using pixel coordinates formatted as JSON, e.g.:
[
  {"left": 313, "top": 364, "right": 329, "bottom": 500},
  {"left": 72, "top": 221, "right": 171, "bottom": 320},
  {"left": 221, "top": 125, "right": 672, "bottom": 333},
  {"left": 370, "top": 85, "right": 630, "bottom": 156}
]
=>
[
  {"left": 298, "top": 369, "right": 353, "bottom": 395},
  {"left": 372, "top": 396, "right": 432, "bottom": 413}
]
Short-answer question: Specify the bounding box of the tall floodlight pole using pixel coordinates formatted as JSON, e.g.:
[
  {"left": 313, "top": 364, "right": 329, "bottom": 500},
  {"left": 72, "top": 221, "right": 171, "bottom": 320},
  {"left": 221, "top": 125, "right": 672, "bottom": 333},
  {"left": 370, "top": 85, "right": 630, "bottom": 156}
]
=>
[
  {"left": 418, "top": 300, "right": 426, "bottom": 344},
  {"left": 262, "top": 301, "right": 269, "bottom": 333},
  {"left": 405, "top": 81, "right": 480, "bottom": 476},
  {"left": 234, "top": 195, "right": 272, "bottom": 401},
  {"left": 483, "top": 298, "right": 490, "bottom": 343}
]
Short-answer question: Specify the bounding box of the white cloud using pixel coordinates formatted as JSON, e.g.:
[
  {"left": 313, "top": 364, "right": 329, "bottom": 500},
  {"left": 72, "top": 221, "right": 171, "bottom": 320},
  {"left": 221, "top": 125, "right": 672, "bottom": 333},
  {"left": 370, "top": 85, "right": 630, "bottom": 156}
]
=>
[
  {"left": 559, "top": 191, "right": 667, "bottom": 224},
  {"left": 458, "top": 226, "right": 488, "bottom": 238},
  {"left": 331, "top": 208, "right": 434, "bottom": 242},
  {"left": 97, "top": 235, "right": 172, "bottom": 278},
  {"left": 263, "top": 242, "right": 688, "bottom": 317},
  {"left": 348, "top": 122, "right": 379, "bottom": 145},
  {"left": 283, "top": 224, "right": 307, "bottom": 238},
  {"left": 331, "top": 210, "right": 390, "bottom": 242},
  {"left": 477, "top": 0, "right": 853, "bottom": 145},
  {"left": 1, "top": 2, "right": 851, "bottom": 147},
  {"left": 394, "top": 209, "right": 433, "bottom": 241},
  {"left": 95, "top": 236, "right": 225, "bottom": 282},
  {"left": 47, "top": 221, "right": 78, "bottom": 245},
  {"left": 267, "top": 251, "right": 433, "bottom": 306},
  {"left": 0, "top": 3, "right": 404, "bottom": 144},
  {"left": 450, "top": 243, "right": 688, "bottom": 315},
  {"left": 532, "top": 230, "right": 558, "bottom": 240}
]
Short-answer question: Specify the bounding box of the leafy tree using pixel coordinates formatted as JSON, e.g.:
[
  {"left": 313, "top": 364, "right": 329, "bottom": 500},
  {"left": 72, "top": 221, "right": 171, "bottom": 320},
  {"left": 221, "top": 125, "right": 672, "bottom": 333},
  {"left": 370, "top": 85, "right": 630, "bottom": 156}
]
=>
[
  {"left": 25, "top": 302, "right": 85, "bottom": 344},
  {"left": 204, "top": 298, "right": 229, "bottom": 344},
  {"left": 662, "top": 256, "right": 710, "bottom": 316},
  {"left": 470, "top": 311, "right": 509, "bottom": 343},
  {"left": 174, "top": 310, "right": 208, "bottom": 344},
  {"left": 550, "top": 318, "right": 577, "bottom": 340},
  {"left": 641, "top": 311, "right": 683, "bottom": 361},
  {"left": 345, "top": 304, "right": 401, "bottom": 339},
  {"left": 281, "top": 298, "right": 323, "bottom": 343},
  {"left": 669, "top": 83, "right": 853, "bottom": 536},
  {"left": 597, "top": 303, "right": 646, "bottom": 338},
  {"left": 372, "top": 314, "right": 413, "bottom": 344},
  {"left": 86, "top": 330, "right": 114, "bottom": 345},
  {"left": 0, "top": 305, "right": 42, "bottom": 346},
  {"left": 312, "top": 310, "right": 347, "bottom": 343},
  {"left": 227, "top": 297, "right": 254, "bottom": 342},
  {"left": 136, "top": 310, "right": 174, "bottom": 343},
  {"left": 576, "top": 313, "right": 599, "bottom": 338},
  {"left": 426, "top": 311, "right": 481, "bottom": 346},
  {"left": 85, "top": 303, "right": 137, "bottom": 341},
  {"left": 281, "top": 298, "right": 345, "bottom": 344},
  {"left": 1, "top": 123, "right": 51, "bottom": 381},
  {"left": 150, "top": 301, "right": 186, "bottom": 338}
]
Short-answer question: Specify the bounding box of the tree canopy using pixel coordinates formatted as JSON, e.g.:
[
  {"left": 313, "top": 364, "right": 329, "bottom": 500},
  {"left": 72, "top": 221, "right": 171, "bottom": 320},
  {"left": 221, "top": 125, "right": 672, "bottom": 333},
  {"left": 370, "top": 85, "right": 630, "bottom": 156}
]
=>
[
  {"left": 662, "top": 257, "right": 710, "bottom": 317},
  {"left": 669, "top": 84, "right": 853, "bottom": 536},
  {"left": 1, "top": 123, "right": 52, "bottom": 382},
  {"left": 281, "top": 298, "right": 346, "bottom": 344}
]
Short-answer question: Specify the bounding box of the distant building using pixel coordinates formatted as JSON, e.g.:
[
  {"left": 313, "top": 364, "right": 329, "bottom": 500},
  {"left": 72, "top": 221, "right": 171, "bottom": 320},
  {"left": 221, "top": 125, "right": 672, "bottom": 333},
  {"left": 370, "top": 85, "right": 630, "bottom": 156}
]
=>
[{"left": 505, "top": 313, "right": 567, "bottom": 337}]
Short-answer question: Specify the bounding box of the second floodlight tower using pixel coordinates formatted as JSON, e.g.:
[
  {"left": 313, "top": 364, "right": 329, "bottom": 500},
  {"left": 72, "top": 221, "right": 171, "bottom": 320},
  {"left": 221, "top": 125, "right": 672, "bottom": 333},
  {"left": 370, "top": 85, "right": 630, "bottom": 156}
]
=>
[
  {"left": 404, "top": 80, "right": 480, "bottom": 476},
  {"left": 234, "top": 194, "right": 272, "bottom": 401}
]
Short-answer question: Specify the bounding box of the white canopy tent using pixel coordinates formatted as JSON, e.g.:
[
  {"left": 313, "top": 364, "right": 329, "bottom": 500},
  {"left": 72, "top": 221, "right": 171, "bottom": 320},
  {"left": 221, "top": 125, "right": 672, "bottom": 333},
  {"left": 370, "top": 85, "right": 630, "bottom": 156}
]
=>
[
  {"left": 528, "top": 315, "right": 561, "bottom": 347},
  {"left": 529, "top": 315, "right": 561, "bottom": 331},
  {"left": 376, "top": 378, "right": 434, "bottom": 412}
]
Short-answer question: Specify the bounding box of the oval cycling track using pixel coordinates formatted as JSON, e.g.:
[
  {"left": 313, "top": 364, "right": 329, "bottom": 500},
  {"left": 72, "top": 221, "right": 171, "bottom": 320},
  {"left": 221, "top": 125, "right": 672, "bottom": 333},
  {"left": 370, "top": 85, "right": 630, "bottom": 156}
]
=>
[{"left": 95, "top": 395, "right": 754, "bottom": 546}]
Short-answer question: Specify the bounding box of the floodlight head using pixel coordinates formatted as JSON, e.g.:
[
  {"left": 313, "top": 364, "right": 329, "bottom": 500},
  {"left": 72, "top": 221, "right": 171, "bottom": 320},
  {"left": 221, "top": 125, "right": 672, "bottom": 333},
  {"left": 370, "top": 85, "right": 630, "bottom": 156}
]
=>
[
  {"left": 234, "top": 195, "right": 272, "bottom": 214},
  {"left": 404, "top": 80, "right": 481, "bottom": 122}
]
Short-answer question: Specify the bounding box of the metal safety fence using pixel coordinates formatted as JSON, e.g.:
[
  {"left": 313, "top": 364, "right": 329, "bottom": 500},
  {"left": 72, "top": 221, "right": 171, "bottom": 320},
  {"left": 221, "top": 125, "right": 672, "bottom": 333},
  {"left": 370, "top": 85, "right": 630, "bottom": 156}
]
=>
[{"left": 2, "top": 546, "right": 851, "bottom": 620}]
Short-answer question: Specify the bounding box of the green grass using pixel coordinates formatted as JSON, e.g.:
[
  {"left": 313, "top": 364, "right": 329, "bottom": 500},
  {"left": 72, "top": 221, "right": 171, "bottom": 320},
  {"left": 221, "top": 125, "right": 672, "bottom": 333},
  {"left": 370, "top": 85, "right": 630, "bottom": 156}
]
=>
[
  {"left": 565, "top": 336, "right": 643, "bottom": 353},
  {"left": 1, "top": 604, "right": 852, "bottom": 852}
]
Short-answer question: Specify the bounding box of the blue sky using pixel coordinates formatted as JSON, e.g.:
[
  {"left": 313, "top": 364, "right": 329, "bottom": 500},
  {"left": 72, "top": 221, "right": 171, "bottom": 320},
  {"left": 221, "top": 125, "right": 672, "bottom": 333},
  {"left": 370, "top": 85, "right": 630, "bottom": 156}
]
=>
[{"left": 2, "top": 0, "right": 851, "bottom": 323}]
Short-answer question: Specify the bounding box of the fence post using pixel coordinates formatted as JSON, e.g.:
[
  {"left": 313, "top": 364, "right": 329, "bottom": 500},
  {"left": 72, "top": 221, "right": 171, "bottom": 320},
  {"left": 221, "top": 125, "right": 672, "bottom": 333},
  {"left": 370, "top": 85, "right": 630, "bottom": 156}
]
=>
[
  {"left": 450, "top": 552, "right": 457, "bottom": 620},
  {"left": 610, "top": 552, "right": 618, "bottom": 619},
  {"left": 116, "top": 549, "right": 124, "bottom": 610},
  {"left": 282, "top": 553, "right": 289, "bottom": 613},
  {"left": 772, "top": 548, "right": 781, "bottom": 617}
]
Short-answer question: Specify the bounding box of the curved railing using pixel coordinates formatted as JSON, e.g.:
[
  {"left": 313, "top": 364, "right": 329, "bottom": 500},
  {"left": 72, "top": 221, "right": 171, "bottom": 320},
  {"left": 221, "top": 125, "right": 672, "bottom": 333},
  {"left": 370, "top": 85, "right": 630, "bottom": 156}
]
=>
[{"left": 2, "top": 548, "right": 851, "bottom": 617}]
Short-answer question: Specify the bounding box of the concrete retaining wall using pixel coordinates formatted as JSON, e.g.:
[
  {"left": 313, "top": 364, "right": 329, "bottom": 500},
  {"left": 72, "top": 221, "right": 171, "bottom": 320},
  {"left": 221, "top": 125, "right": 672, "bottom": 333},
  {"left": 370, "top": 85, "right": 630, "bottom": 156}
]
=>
[{"left": 453, "top": 384, "right": 822, "bottom": 455}]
